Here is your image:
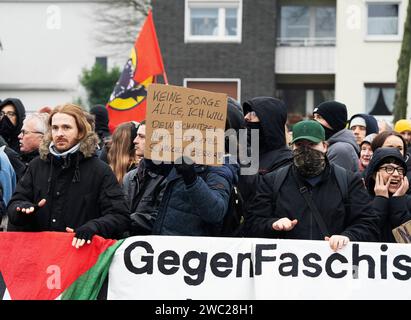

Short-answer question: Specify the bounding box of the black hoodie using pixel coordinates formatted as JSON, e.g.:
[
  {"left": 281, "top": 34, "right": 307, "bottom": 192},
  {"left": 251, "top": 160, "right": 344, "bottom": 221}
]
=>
[
  {"left": 0, "top": 98, "right": 26, "bottom": 153},
  {"left": 240, "top": 97, "right": 293, "bottom": 211},
  {"left": 242, "top": 97, "right": 292, "bottom": 173},
  {"left": 364, "top": 147, "right": 411, "bottom": 242}
]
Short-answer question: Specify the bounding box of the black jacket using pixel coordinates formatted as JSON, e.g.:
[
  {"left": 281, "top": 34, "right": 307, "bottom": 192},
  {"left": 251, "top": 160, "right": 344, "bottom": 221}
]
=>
[
  {"left": 0, "top": 136, "right": 25, "bottom": 181},
  {"left": 122, "top": 160, "right": 167, "bottom": 235},
  {"left": 245, "top": 164, "right": 379, "bottom": 241},
  {"left": 7, "top": 132, "right": 130, "bottom": 239}
]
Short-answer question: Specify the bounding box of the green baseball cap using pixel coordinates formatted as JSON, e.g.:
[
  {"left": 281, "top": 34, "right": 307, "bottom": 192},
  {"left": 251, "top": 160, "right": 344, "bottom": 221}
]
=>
[{"left": 291, "top": 120, "right": 325, "bottom": 144}]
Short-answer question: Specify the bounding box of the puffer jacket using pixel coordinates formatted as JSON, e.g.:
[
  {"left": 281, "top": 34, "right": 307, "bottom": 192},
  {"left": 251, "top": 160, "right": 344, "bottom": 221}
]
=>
[
  {"left": 152, "top": 161, "right": 239, "bottom": 236},
  {"left": 7, "top": 132, "right": 130, "bottom": 238}
]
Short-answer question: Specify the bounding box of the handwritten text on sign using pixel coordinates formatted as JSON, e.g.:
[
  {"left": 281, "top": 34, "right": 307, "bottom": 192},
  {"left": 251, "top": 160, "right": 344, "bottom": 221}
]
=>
[{"left": 145, "top": 84, "right": 227, "bottom": 165}]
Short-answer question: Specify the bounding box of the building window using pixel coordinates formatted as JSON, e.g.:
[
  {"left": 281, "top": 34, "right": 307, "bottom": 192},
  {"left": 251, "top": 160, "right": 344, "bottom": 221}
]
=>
[
  {"left": 367, "top": 3, "right": 399, "bottom": 36},
  {"left": 365, "top": 84, "right": 395, "bottom": 115},
  {"left": 184, "top": 78, "right": 240, "bottom": 101},
  {"left": 185, "top": 0, "right": 242, "bottom": 43},
  {"left": 277, "top": 5, "right": 336, "bottom": 46},
  {"left": 95, "top": 57, "right": 107, "bottom": 71},
  {"left": 276, "top": 87, "right": 334, "bottom": 117}
]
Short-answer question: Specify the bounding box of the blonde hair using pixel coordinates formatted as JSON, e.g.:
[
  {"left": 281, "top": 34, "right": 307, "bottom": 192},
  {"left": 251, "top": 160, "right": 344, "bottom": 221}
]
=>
[
  {"left": 46, "top": 104, "right": 92, "bottom": 141},
  {"left": 108, "top": 122, "right": 138, "bottom": 183}
]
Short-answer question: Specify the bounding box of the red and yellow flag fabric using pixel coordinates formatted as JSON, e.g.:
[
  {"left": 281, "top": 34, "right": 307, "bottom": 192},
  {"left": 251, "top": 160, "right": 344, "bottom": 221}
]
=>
[{"left": 106, "top": 10, "right": 166, "bottom": 132}]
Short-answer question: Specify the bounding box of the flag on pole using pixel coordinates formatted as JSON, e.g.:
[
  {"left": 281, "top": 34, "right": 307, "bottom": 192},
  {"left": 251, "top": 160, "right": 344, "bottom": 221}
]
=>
[{"left": 107, "top": 10, "right": 167, "bottom": 132}]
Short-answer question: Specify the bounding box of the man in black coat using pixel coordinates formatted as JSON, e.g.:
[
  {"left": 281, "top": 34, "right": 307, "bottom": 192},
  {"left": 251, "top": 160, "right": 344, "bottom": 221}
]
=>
[
  {"left": 7, "top": 104, "right": 130, "bottom": 248},
  {"left": 245, "top": 120, "right": 379, "bottom": 251}
]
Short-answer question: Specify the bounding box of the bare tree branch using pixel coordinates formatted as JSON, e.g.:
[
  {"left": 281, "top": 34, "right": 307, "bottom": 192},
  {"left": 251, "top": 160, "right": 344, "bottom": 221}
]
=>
[{"left": 92, "top": 0, "right": 151, "bottom": 55}]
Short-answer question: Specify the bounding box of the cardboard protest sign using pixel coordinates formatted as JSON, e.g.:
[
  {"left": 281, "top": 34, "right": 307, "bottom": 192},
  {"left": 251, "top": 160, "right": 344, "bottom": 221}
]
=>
[
  {"left": 392, "top": 220, "right": 411, "bottom": 243},
  {"left": 145, "top": 84, "right": 227, "bottom": 165}
]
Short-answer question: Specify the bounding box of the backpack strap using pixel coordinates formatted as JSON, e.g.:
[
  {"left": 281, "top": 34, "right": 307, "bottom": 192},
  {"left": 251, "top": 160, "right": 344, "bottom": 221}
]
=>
[
  {"left": 333, "top": 164, "right": 349, "bottom": 203},
  {"left": 272, "top": 164, "right": 291, "bottom": 205}
]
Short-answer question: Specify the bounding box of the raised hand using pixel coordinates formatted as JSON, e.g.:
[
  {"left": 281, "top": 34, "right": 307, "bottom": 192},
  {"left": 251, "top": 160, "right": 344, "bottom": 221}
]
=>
[
  {"left": 272, "top": 218, "right": 298, "bottom": 231},
  {"left": 16, "top": 198, "right": 47, "bottom": 215},
  {"left": 374, "top": 172, "right": 390, "bottom": 198}
]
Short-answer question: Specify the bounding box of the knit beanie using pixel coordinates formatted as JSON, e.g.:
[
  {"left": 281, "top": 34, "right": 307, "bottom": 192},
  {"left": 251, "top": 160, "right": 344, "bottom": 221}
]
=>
[
  {"left": 313, "top": 101, "right": 347, "bottom": 132},
  {"left": 394, "top": 119, "right": 411, "bottom": 133}
]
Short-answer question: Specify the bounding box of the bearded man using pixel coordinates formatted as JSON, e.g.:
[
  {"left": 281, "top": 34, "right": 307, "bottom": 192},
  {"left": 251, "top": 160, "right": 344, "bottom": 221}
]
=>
[{"left": 244, "top": 120, "right": 379, "bottom": 251}]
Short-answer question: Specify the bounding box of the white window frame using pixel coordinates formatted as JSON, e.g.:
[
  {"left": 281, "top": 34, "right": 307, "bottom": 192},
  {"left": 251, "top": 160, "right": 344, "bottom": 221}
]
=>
[
  {"left": 183, "top": 78, "right": 241, "bottom": 101},
  {"left": 184, "top": 0, "right": 242, "bottom": 43},
  {"left": 277, "top": 5, "right": 336, "bottom": 47},
  {"left": 364, "top": 1, "right": 403, "bottom": 42}
]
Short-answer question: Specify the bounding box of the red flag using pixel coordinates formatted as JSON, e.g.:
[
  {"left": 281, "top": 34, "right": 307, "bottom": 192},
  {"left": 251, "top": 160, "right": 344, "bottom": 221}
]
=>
[{"left": 107, "top": 10, "right": 166, "bottom": 132}]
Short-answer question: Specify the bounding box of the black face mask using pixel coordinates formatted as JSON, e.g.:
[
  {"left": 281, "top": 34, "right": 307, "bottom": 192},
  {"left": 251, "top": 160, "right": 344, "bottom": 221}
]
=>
[
  {"left": 293, "top": 146, "right": 326, "bottom": 178},
  {"left": 0, "top": 115, "right": 16, "bottom": 138},
  {"left": 321, "top": 124, "right": 336, "bottom": 140},
  {"left": 246, "top": 122, "right": 268, "bottom": 154}
]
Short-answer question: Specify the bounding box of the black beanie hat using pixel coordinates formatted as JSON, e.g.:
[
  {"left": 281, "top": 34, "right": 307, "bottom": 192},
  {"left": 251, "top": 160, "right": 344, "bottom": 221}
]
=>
[{"left": 313, "top": 101, "right": 347, "bottom": 132}]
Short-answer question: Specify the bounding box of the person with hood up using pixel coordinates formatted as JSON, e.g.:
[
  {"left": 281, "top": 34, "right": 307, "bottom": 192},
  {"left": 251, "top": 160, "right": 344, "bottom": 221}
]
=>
[
  {"left": 313, "top": 101, "right": 359, "bottom": 172},
  {"left": 7, "top": 104, "right": 130, "bottom": 247},
  {"left": 245, "top": 120, "right": 379, "bottom": 251},
  {"left": 364, "top": 148, "right": 411, "bottom": 242},
  {"left": 348, "top": 113, "right": 379, "bottom": 146},
  {"left": 239, "top": 97, "right": 293, "bottom": 210},
  {"left": 0, "top": 98, "right": 26, "bottom": 153}
]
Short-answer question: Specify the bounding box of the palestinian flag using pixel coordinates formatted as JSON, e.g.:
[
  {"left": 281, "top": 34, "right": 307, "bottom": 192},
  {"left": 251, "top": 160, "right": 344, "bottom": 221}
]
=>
[{"left": 0, "top": 232, "right": 123, "bottom": 300}]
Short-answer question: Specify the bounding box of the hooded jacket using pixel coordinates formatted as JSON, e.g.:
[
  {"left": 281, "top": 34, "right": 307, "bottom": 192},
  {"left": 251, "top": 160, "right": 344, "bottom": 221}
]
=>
[
  {"left": 327, "top": 129, "right": 360, "bottom": 172},
  {"left": 240, "top": 97, "right": 293, "bottom": 209},
  {"left": 0, "top": 98, "right": 26, "bottom": 153},
  {"left": 364, "top": 148, "right": 411, "bottom": 242},
  {"left": 7, "top": 132, "right": 131, "bottom": 238},
  {"left": 349, "top": 113, "right": 379, "bottom": 136}
]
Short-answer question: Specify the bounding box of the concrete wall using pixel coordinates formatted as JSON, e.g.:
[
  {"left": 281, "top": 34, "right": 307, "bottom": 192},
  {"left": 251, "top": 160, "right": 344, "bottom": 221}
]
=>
[{"left": 335, "top": 0, "right": 411, "bottom": 118}]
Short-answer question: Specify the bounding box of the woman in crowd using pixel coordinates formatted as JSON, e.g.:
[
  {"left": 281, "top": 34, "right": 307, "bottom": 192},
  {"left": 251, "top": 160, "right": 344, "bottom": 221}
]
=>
[
  {"left": 108, "top": 121, "right": 140, "bottom": 184},
  {"left": 364, "top": 148, "right": 411, "bottom": 242}
]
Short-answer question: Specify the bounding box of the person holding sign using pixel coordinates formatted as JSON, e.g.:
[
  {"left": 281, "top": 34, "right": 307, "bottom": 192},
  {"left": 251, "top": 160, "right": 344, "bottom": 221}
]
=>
[
  {"left": 364, "top": 147, "right": 411, "bottom": 242},
  {"left": 245, "top": 120, "right": 379, "bottom": 251}
]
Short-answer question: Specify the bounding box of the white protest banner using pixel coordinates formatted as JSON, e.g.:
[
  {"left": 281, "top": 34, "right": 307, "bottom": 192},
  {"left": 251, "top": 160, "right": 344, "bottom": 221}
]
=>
[
  {"left": 145, "top": 84, "right": 227, "bottom": 165},
  {"left": 108, "top": 236, "right": 411, "bottom": 300}
]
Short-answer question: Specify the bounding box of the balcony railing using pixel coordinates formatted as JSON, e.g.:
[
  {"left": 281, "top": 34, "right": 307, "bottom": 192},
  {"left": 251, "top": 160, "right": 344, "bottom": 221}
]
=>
[{"left": 276, "top": 37, "right": 336, "bottom": 47}]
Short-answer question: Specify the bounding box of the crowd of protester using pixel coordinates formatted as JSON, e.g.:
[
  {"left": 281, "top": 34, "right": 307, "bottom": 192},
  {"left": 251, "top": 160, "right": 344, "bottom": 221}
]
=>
[{"left": 1, "top": 96, "right": 411, "bottom": 252}]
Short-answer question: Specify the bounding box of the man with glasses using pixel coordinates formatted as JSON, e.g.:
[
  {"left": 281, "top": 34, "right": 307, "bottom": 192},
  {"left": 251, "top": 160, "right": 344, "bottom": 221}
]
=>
[
  {"left": 0, "top": 98, "right": 26, "bottom": 153},
  {"left": 18, "top": 113, "right": 49, "bottom": 169},
  {"left": 364, "top": 147, "right": 411, "bottom": 242}
]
